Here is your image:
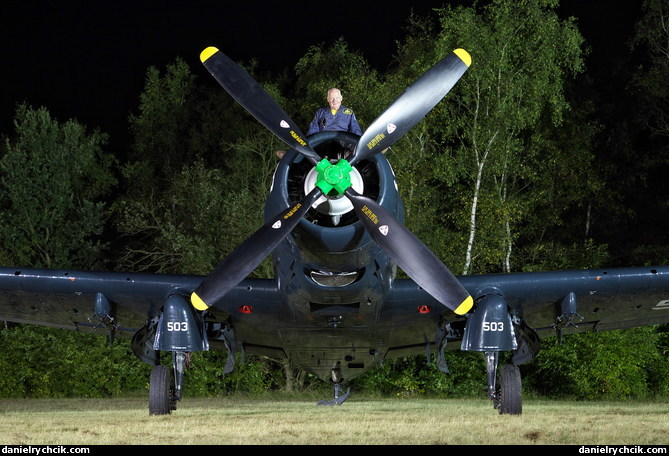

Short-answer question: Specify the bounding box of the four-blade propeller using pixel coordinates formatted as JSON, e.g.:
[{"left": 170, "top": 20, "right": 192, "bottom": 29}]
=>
[{"left": 192, "top": 46, "right": 473, "bottom": 315}]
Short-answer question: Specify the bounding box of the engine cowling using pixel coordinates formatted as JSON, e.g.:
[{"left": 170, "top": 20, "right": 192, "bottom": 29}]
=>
[{"left": 265, "top": 131, "right": 403, "bottom": 319}]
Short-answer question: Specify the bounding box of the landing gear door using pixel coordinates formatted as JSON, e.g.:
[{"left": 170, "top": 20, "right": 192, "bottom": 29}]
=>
[
  {"left": 461, "top": 293, "right": 517, "bottom": 352},
  {"left": 153, "top": 295, "right": 209, "bottom": 352}
]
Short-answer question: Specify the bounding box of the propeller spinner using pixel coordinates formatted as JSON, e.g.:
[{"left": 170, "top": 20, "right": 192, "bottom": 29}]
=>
[{"left": 192, "top": 46, "right": 473, "bottom": 315}]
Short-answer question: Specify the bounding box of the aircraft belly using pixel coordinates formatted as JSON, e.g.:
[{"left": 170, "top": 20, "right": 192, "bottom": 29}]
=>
[
  {"left": 280, "top": 327, "right": 387, "bottom": 381},
  {"left": 277, "top": 310, "right": 437, "bottom": 382}
]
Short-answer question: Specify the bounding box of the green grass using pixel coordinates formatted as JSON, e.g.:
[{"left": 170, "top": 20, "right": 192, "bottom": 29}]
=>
[{"left": 0, "top": 396, "right": 666, "bottom": 445}]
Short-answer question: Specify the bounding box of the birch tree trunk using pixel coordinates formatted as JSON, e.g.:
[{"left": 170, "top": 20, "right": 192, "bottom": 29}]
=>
[{"left": 462, "top": 130, "right": 497, "bottom": 275}]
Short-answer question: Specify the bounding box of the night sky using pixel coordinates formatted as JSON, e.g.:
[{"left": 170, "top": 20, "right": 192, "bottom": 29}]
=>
[{"left": 0, "top": 1, "right": 641, "bottom": 150}]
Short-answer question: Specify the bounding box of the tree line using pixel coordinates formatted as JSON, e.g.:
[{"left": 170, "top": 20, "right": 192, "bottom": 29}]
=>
[{"left": 0, "top": 0, "right": 667, "bottom": 399}]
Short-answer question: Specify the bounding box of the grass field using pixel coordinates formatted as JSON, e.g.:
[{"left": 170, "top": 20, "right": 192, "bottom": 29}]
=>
[{"left": 0, "top": 395, "right": 666, "bottom": 445}]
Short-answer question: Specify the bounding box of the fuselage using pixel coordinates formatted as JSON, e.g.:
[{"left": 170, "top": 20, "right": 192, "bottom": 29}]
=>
[
  {"left": 262, "top": 131, "right": 411, "bottom": 382},
  {"left": 266, "top": 132, "right": 403, "bottom": 321}
]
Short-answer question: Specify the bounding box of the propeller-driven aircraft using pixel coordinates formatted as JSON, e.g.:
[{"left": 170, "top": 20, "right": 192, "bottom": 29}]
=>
[{"left": 1, "top": 46, "right": 668, "bottom": 415}]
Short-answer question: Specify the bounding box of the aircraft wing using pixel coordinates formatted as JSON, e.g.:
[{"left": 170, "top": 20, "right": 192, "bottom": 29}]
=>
[
  {"left": 450, "top": 265, "right": 669, "bottom": 336},
  {"left": 1, "top": 265, "right": 667, "bottom": 355},
  {"left": 0, "top": 267, "right": 278, "bottom": 341},
  {"left": 376, "top": 265, "right": 669, "bottom": 365}
]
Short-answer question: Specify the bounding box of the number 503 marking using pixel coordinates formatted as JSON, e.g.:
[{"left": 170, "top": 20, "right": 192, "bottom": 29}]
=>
[
  {"left": 482, "top": 321, "right": 504, "bottom": 332},
  {"left": 166, "top": 321, "right": 188, "bottom": 331}
]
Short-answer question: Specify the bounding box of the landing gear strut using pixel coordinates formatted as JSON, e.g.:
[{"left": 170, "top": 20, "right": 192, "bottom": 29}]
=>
[
  {"left": 486, "top": 352, "right": 522, "bottom": 415},
  {"left": 145, "top": 294, "right": 210, "bottom": 415},
  {"left": 149, "top": 351, "right": 187, "bottom": 415}
]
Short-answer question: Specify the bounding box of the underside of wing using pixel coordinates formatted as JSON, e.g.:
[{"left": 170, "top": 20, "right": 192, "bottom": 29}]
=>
[
  {"left": 382, "top": 266, "right": 669, "bottom": 362},
  {"left": 458, "top": 266, "right": 669, "bottom": 336},
  {"left": 0, "top": 267, "right": 281, "bottom": 346}
]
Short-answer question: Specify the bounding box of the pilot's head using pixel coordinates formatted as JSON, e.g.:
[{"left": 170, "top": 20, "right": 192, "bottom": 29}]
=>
[{"left": 327, "top": 88, "right": 343, "bottom": 111}]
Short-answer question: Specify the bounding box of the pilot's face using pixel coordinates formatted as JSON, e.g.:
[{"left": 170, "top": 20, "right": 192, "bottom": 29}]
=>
[{"left": 327, "top": 91, "right": 342, "bottom": 111}]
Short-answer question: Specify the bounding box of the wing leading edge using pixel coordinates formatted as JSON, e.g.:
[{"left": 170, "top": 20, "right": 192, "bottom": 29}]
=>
[
  {"left": 0, "top": 267, "right": 278, "bottom": 338},
  {"left": 1, "top": 265, "right": 667, "bottom": 347},
  {"left": 401, "top": 265, "right": 669, "bottom": 337}
]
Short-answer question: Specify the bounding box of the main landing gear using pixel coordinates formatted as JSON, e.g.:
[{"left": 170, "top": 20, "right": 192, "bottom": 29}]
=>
[
  {"left": 149, "top": 351, "right": 187, "bottom": 415},
  {"left": 458, "top": 292, "right": 535, "bottom": 415},
  {"left": 485, "top": 352, "right": 522, "bottom": 415}
]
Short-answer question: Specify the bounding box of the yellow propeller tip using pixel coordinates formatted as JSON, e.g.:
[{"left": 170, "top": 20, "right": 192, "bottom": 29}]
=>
[
  {"left": 454, "top": 295, "right": 474, "bottom": 315},
  {"left": 200, "top": 46, "right": 219, "bottom": 63},
  {"left": 191, "top": 292, "right": 209, "bottom": 311},
  {"left": 453, "top": 48, "right": 472, "bottom": 67}
]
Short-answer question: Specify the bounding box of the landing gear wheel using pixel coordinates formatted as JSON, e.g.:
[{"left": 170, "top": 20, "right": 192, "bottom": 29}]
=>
[
  {"left": 149, "top": 365, "right": 176, "bottom": 415},
  {"left": 497, "top": 364, "right": 522, "bottom": 415}
]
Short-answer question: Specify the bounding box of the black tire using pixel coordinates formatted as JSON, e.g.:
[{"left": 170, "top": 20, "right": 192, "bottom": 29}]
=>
[
  {"left": 149, "top": 365, "right": 175, "bottom": 415},
  {"left": 498, "top": 364, "right": 522, "bottom": 415}
]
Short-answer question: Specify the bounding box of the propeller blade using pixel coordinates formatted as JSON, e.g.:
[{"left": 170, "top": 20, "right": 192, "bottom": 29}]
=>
[
  {"left": 345, "top": 188, "right": 473, "bottom": 315},
  {"left": 349, "top": 49, "right": 471, "bottom": 165},
  {"left": 200, "top": 46, "right": 321, "bottom": 164},
  {"left": 191, "top": 187, "right": 323, "bottom": 310}
]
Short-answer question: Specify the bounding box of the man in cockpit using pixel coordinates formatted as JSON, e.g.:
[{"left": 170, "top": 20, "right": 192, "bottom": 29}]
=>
[{"left": 306, "top": 88, "right": 362, "bottom": 136}]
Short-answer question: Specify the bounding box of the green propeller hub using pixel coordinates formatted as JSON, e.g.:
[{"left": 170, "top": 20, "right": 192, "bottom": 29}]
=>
[{"left": 315, "top": 158, "right": 353, "bottom": 196}]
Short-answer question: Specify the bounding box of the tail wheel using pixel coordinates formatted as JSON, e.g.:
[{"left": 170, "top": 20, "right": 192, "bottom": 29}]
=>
[
  {"left": 497, "top": 364, "right": 522, "bottom": 415},
  {"left": 149, "top": 365, "right": 176, "bottom": 415}
]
